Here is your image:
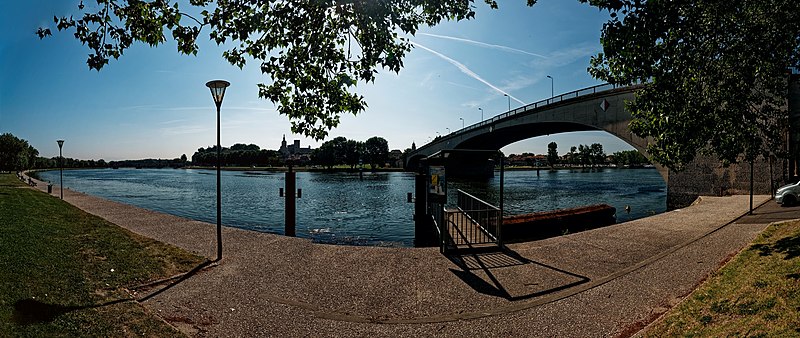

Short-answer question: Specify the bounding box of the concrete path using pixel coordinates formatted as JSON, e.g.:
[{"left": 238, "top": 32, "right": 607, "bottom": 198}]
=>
[{"left": 21, "top": 173, "right": 789, "bottom": 337}]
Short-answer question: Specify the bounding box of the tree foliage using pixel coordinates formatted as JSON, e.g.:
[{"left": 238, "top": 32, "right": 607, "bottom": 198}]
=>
[
  {"left": 40, "top": 0, "right": 536, "bottom": 141},
  {"left": 363, "top": 136, "right": 389, "bottom": 169},
  {"left": 0, "top": 133, "right": 39, "bottom": 172},
  {"left": 192, "top": 143, "right": 281, "bottom": 166},
  {"left": 611, "top": 150, "right": 650, "bottom": 166},
  {"left": 584, "top": 0, "right": 800, "bottom": 170},
  {"left": 546, "top": 141, "right": 558, "bottom": 167}
]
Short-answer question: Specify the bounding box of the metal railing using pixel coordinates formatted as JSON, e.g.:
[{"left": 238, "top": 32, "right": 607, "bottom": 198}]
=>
[
  {"left": 440, "top": 189, "right": 502, "bottom": 252},
  {"left": 413, "top": 82, "right": 639, "bottom": 154}
]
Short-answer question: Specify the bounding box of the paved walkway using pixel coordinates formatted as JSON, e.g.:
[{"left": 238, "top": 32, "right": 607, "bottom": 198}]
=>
[{"left": 22, "top": 173, "right": 792, "bottom": 337}]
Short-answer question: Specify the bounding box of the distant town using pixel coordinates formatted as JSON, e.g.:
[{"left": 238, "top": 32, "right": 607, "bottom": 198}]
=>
[{"left": 1, "top": 132, "right": 651, "bottom": 172}]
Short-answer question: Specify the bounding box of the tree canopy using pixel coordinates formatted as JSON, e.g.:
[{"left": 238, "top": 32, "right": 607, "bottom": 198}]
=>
[
  {"left": 0, "top": 133, "right": 39, "bottom": 172},
  {"left": 546, "top": 141, "right": 558, "bottom": 167},
  {"left": 41, "top": 0, "right": 535, "bottom": 141},
  {"left": 584, "top": 0, "right": 800, "bottom": 170}
]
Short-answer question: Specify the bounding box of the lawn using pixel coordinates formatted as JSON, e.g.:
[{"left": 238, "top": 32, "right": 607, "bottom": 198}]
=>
[
  {"left": 644, "top": 219, "right": 800, "bottom": 337},
  {"left": 0, "top": 173, "right": 205, "bottom": 337}
]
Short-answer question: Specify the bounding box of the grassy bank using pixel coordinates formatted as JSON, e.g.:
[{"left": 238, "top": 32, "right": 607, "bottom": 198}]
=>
[
  {"left": 0, "top": 173, "right": 205, "bottom": 336},
  {"left": 644, "top": 220, "right": 800, "bottom": 337}
]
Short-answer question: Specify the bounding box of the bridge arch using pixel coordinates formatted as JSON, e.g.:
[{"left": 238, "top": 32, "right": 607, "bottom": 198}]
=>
[{"left": 405, "top": 84, "right": 668, "bottom": 182}]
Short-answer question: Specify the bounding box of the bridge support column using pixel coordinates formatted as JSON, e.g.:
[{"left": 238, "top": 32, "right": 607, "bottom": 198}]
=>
[
  {"left": 444, "top": 156, "right": 495, "bottom": 179},
  {"left": 413, "top": 173, "right": 438, "bottom": 247}
]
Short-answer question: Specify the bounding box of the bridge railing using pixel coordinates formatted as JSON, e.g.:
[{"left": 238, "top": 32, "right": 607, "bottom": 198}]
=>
[
  {"left": 438, "top": 189, "right": 502, "bottom": 252},
  {"left": 414, "top": 82, "right": 627, "bottom": 154},
  {"left": 465, "top": 83, "right": 619, "bottom": 133}
]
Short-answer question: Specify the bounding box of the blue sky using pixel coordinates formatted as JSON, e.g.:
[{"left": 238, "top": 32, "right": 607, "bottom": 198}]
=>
[{"left": 0, "top": 0, "right": 633, "bottom": 161}]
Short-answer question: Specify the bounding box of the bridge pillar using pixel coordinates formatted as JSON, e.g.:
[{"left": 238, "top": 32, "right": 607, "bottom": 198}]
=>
[
  {"left": 413, "top": 173, "right": 438, "bottom": 247},
  {"left": 443, "top": 156, "right": 495, "bottom": 179}
]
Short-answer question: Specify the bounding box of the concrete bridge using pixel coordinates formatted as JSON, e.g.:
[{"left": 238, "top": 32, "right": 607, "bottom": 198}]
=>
[{"left": 405, "top": 83, "right": 668, "bottom": 181}]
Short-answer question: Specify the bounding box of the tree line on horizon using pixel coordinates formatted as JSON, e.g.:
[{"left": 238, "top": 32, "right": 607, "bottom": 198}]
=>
[
  {"left": 508, "top": 142, "right": 651, "bottom": 167},
  {"left": 192, "top": 136, "right": 391, "bottom": 169}
]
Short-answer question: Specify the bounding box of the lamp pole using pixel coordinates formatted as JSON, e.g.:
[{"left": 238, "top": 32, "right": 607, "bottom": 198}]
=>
[
  {"left": 478, "top": 107, "right": 483, "bottom": 122},
  {"left": 206, "top": 79, "right": 230, "bottom": 262},
  {"left": 546, "top": 75, "right": 554, "bottom": 98},
  {"left": 503, "top": 94, "right": 510, "bottom": 111},
  {"left": 459, "top": 117, "right": 464, "bottom": 129},
  {"left": 57, "top": 140, "right": 64, "bottom": 199}
]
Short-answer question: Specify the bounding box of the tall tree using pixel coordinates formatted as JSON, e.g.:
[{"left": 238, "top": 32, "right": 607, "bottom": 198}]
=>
[
  {"left": 584, "top": 0, "right": 800, "bottom": 170},
  {"left": 40, "top": 1, "right": 536, "bottom": 141},
  {"left": 546, "top": 141, "right": 558, "bottom": 167},
  {"left": 0, "top": 133, "right": 37, "bottom": 172},
  {"left": 590, "top": 143, "right": 605, "bottom": 166},
  {"left": 364, "top": 136, "right": 389, "bottom": 169}
]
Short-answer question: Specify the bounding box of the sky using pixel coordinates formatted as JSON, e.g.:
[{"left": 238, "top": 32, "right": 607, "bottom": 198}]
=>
[{"left": 0, "top": 0, "right": 634, "bottom": 161}]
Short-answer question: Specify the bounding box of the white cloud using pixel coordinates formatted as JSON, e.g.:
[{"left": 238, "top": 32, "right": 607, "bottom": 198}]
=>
[
  {"left": 419, "top": 33, "right": 548, "bottom": 59},
  {"left": 410, "top": 41, "right": 525, "bottom": 105}
]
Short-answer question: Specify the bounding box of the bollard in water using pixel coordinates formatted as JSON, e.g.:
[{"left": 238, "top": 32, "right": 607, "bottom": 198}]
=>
[{"left": 284, "top": 171, "right": 296, "bottom": 237}]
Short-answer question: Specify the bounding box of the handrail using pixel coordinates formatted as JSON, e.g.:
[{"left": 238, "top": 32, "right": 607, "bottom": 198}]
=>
[{"left": 413, "top": 82, "right": 636, "bottom": 153}]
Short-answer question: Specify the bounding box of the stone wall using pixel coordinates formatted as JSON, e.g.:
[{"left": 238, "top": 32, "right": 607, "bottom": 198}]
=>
[{"left": 667, "top": 155, "right": 788, "bottom": 209}]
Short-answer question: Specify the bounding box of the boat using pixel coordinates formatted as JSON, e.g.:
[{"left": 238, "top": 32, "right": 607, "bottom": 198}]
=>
[{"left": 502, "top": 204, "right": 616, "bottom": 242}]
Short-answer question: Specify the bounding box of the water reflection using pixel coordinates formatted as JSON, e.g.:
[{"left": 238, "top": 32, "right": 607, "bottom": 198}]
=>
[{"left": 39, "top": 168, "right": 665, "bottom": 247}]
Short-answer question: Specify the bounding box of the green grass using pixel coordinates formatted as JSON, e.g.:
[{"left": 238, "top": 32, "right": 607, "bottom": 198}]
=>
[
  {"left": 644, "top": 220, "right": 800, "bottom": 337},
  {"left": 0, "top": 173, "right": 205, "bottom": 337}
]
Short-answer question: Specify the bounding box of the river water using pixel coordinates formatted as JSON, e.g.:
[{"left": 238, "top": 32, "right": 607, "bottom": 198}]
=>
[{"left": 38, "top": 168, "right": 666, "bottom": 247}]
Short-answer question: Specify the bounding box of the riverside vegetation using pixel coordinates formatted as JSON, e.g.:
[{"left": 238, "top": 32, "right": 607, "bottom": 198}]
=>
[
  {"left": 645, "top": 220, "right": 800, "bottom": 336},
  {"left": 0, "top": 173, "right": 204, "bottom": 336}
]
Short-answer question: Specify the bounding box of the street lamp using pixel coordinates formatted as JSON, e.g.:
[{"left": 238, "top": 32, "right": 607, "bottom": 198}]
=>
[
  {"left": 206, "top": 79, "right": 230, "bottom": 262},
  {"left": 56, "top": 139, "right": 64, "bottom": 199},
  {"left": 459, "top": 117, "right": 464, "bottom": 129},
  {"left": 546, "top": 75, "right": 554, "bottom": 98},
  {"left": 503, "top": 94, "right": 510, "bottom": 111},
  {"left": 478, "top": 107, "right": 483, "bottom": 122},
  {"left": 446, "top": 127, "right": 450, "bottom": 135}
]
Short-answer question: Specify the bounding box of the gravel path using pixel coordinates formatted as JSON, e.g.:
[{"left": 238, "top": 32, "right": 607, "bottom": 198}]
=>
[{"left": 21, "top": 172, "right": 785, "bottom": 337}]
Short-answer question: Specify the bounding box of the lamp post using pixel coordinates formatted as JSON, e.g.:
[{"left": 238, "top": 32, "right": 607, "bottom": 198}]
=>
[
  {"left": 503, "top": 94, "right": 510, "bottom": 111},
  {"left": 478, "top": 107, "right": 483, "bottom": 122},
  {"left": 446, "top": 127, "right": 450, "bottom": 135},
  {"left": 57, "top": 140, "right": 64, "bottom": 199},
  {"left": 546, "top": 75, "right": 554, "bottom": 98},
  {"left": 459, "top": 117, "right": 464, "bottom": 129},
  {"left": 206, "top": 79, "right": 230, "bottom": 262}
]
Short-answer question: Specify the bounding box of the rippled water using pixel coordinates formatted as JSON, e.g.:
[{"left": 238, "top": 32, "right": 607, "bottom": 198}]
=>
[{"left": 39, "top": 167, "right": 666, "bottom": 247}]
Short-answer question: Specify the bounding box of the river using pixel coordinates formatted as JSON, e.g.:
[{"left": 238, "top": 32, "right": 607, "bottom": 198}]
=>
[{"left": 38, "top": 167, "right": 666, "bottom": 247}]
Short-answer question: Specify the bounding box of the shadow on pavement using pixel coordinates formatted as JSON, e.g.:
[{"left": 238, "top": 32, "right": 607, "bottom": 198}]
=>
[{"left": 446, "top": 247, "right": 590, "bottom": 301}]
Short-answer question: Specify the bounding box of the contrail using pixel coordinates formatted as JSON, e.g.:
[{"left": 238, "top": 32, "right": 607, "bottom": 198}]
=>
[
  {"left": 410, "top": 41, "right": 525, "bottom": 105},
  {"left": 420, "top": 33, "right": 548, "bottom": 59}
]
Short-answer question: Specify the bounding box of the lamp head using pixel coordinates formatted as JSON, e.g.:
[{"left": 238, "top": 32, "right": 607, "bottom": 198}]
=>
[
  {"left": 547, "top": 75, "right": 552, "bottom": 79},
  {"left": 57, "top": 140, "right": 64, "bottom": 148},
  {"left": 206, "top": 80, "right": 231, "bottom": 106}
]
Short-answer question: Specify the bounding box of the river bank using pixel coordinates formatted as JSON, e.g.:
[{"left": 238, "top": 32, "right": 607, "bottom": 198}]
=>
[{"left": 18, "top": 170, "right": 776, "bottom": 336}]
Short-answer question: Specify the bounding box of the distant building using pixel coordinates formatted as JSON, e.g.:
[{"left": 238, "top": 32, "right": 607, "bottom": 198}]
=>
[
  {"left": 279, "top": 135, "right": 313, "bottom": 163},
  {"left": 389, "top": 149, "right": 403, "bottom": 168}
]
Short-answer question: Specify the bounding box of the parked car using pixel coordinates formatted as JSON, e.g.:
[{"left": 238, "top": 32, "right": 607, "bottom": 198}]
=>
[{"left": 776, "top": 181, "right": 800, "bottom": 206}]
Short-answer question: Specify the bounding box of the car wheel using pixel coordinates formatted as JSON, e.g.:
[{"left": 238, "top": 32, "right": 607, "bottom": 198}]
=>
[{"left": 783, "top": 194, "right": 796, "bottom": 207}]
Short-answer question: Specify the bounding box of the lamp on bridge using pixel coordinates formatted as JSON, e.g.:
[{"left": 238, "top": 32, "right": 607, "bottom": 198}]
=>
[
  {"left": 546, "top": 75, "right": 554, "bottom": 98},
  {"left": 478, "top": 107, "right": 483, "bottom": 122},
  {"left": 503, "top": 94, "right": 510, "bottom": 111},
  {"left": 206, "top": 79, "right": 230, "bottom": 262},
  {"left": 459, "top": 117, "right": 464, "bottom": 129}
]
